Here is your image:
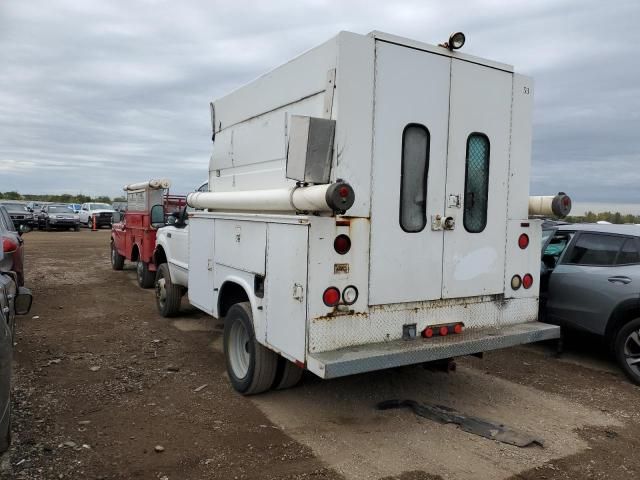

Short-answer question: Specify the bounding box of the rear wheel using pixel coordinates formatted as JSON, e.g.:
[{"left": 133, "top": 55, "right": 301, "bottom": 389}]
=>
[
  {"left": 272, "top": 357, "right": 304, "bottom": 390},
  {"left": 224, "top": 302, "right": 277, "bottom": 395},
  {"left": 136, "top": 260, "right": 154, "bottom": 288},
  {"left": 155, "top": 263, "right": 182, "bottom": 317},
  {"left": 614, "top": 318, "right": 640, "bottom": 385},
  {"left": 110, "top": 242, "right": 124, "bottom": 270}
]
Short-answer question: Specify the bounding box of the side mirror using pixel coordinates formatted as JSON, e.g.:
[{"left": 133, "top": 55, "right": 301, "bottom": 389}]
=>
[
  {"left": 150, "top": 204, "right": 165, "bottom": 229},
  {"left": 19, "top": 224, "right": 31, "bottom": 235},
  {"left": 167, "top": 215, "right": 177, "bottom": 226},
  {"left": 15, "top": 287, "right": 33, "bottom": 315}
]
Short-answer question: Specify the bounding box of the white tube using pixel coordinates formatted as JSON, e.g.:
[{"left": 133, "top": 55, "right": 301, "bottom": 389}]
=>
[
  {"left": 187, "top": 182, "right": 355, "bottom": 213},
  {"left": 529, "top": 193, "right": 572, "bottom": 217},
  {"left": 123, "top": 179, "right": 171, "bottom": 191}
]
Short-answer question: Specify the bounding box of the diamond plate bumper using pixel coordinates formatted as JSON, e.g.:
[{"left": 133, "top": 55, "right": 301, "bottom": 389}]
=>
[{"left": 307, "top": 321, "right": 559, "bottom": 379}]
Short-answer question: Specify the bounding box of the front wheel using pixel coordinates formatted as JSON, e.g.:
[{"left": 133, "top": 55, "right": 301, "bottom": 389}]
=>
[
  {"left": 136, "top": 260, "right": 154, "bottom": 288},
  {"left": 224, "top": 302, "right": 277, "bottom": 395},
  {"left": 110, "top": 242, "right": 125, "bottom": 270},
  {"left": 614, "top": 318, "right": 640, "bottom": 385},
  {"left": 155, "top": 263, "right": 182, "bottom": 317}
]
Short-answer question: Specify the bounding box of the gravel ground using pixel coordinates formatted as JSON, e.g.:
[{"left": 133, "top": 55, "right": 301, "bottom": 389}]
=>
[{"left": 4, "top": 230, "right": 640, "bottom": 479}]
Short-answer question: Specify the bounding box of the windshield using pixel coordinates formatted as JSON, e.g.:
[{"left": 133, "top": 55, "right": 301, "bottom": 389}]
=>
[
  {"left": 1, "top": 202, "right": 27, "bottom": 211},
  {"left": 541, "top": 229, "right": 555, "bottom": 246},
  {"left": 49, "top": 206, "right": 71, "bottom": 213},
  {"left": 91, "top": 203, "right": 112, "bottom": 210}
]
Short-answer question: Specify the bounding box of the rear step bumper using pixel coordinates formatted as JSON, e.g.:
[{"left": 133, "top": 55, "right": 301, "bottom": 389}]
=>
[{"left": 307, "top": 321, "right": 559, "bottom": 379}]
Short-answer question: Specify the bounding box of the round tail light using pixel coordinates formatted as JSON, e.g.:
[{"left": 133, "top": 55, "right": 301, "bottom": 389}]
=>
[
  {"left": 439, "top": 326, "right": 449, "bottom": 337},
  {"left": 522, "top": 273, "right": 534, "bottom": 289},
  {"left": 342, "top": 285, "right": 358, "bottom": 305},
  {"left": 422, "top": 327, "right": 434, "bottom": 338},
  {"left": 454, "top": 324, "right": 463, "bottom": 334},
  {"left": 323, "top": 287, "right": 341, "bottom": 307},
  {"left": 518, "top": 233, "right": 529, "bottom": 249},
  {"left": 2, "top": 237, "right": 18, "bottom": 253},
  {"left": 334, "top": 234, "right": 351, "bottom": 255},
  {"left": 511, "top": 275, "right": 522, "bottom": 290}
]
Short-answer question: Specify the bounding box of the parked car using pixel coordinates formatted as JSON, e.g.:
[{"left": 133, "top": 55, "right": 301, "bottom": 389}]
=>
[
  {"left": 0, "top": 205, "right": 26, "bottom": 286},
  {"left": 0, "top": 201, "right": 35, "bottom": 230},
  {"left": 67, "top": 203, "right": 82, "bottom": 213},
  {"left": 541, "top": 223, "right": 640, "bottom": 385},
  {"left": 0, "top": 269, "right": 33, "bottom": 452},
  {"left": 78, "top": 203, "right": 116, "bottom": 228},
  {"left": 37, "top": 204, "right": 80, "bottom": 231}
]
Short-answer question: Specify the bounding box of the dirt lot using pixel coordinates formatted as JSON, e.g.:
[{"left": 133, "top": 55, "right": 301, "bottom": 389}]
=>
[{"left": 4, "top": 230, "right": 640, "bottom": 479}]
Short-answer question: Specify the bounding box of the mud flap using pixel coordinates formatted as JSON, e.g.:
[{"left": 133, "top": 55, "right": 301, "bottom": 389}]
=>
[{"left": 377, "top": 399, "right": 544, "bottom": 448}]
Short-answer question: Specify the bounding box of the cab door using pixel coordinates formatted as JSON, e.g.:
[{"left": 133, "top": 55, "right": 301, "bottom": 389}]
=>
[
  {"left": 441, "top": 60, "right": 513, "bottom": 298},
  {"left": 369, "top": 41, "right": 450, "bottom": 305}
]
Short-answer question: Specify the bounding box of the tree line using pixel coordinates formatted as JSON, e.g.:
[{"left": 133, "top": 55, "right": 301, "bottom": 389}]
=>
[
  {"left": 0, "top": 191, "right": 126, "bottom": 203},
  {"left": 565, "top": 211, "right": 640, "bottom": 224}
]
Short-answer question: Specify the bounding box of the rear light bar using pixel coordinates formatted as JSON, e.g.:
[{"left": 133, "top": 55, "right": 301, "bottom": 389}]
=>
[
  {"left": 422, "top": 322, "right": 464, "bottom": 339},
  {"left": 518, "top": 233, "right": 529, "bottom": 249}
]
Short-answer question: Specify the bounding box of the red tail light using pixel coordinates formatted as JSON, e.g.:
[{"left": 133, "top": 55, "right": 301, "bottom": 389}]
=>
[
  {"left": 422, "top": 322, "right": 464, "bottom": 339},
  {"left": 522, "top": 273, "right": 534, "bottom": 289},
  {"left": 439, "top": 326, "right": 449, "bottom": 336},
  {"left": 2, "top": 237, "right": 18, "bottom": 253},
  {"left": 323, "top": 287, "right": 341, "bottom": 307},
  {"left": 422, "top": 327, "right": 434, "bottom": 338},
  {"left": 334, "top": 234, "right": 351, "bottom": 255},
  {"left": 338, "top": 186, "right": 350, "bottom": 198},
  {"left": 518, "top": 233, "right": 529, "bottom": 249},
  {"left": 454, "top": 324, "right": 463, "bottom": 334}
]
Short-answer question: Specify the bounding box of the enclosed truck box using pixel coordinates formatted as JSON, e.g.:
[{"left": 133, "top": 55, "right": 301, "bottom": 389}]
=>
[{"left": 184, "top": 31, "right": 559, "bottom": 394}]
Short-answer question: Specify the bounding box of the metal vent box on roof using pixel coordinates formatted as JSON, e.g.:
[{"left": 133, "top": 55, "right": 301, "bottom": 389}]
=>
[{"left": 286, "top": 115, "right": 336, "bottom": 184}]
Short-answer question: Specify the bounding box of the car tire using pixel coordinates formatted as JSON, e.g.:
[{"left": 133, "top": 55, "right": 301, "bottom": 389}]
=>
[
  {"left": 74, "top": 224, "right": 80, "bottom": 232},
  {"left": 224, "top": 302, "right": 277, "bottom": 395},
  {"left": 614, "top": 318, "right": 640, "bottom": 385},
  {"left": 0, "top": 402, "right": 11, "bottom": 453},
  {"left": 136, "top": 260, "right": 154, "bottom": 288},
  {"left": 45, "top": 220, "right": 51, "bottom": 232},
  {"left": 110, "top": 242, "right": 125, "bottom": 271},
  {"left": 155, "top": 263, "right": 182, "bottom": 317},
  {"left": 272, "top": 356, "right": 304, "bottom": 390}
]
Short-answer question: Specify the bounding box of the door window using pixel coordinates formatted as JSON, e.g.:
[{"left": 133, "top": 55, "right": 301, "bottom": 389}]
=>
[
  {"left": 399, "top": 124, "right": 430, "bottom": 233},
  {"left": 463, "top": 133, "right": 490, "bottom": 233},
  {"left": 565, "top": 233, "right": 626, "bottom": 266},
  {"left": 616, "top": 238, "right": 640, "bottom": 265}
]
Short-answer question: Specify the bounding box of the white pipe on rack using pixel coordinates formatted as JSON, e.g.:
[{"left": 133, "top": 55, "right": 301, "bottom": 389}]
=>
[
  {"left": 123, "top": 179, "right": 171, "bottom": 191},
  {"left": 187, "top": 182, "right": 355, "bottom": 213},
  {"left": 529, "top": 193, "right": 572, "bottom": 217}
]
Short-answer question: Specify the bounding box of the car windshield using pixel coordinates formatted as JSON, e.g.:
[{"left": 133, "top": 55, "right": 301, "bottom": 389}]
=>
[
  {"left": 541, "top": 229, "right": 555, "bottom": 245},
  {"left": 2, "top": 202, "right": 27, "bottom": 212},
  {"left": 49, "top": 206, "right": 71, "bottom": 213},
  {"left": 91, "top": 203, "right": 112, "bottom": 210}
]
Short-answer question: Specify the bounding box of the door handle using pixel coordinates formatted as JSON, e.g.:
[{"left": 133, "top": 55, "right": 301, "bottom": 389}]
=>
[{"left": 608, "top": 276, "right": 632, "bottom": 284}]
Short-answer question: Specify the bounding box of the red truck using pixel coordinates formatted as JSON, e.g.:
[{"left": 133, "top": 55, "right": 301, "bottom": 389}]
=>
[{"left": 110, "top": 179, "right": 186, "bottom": 288}]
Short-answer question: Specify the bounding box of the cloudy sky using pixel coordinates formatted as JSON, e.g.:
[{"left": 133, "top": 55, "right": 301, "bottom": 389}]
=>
[{"left": 1, "top": 0, "right": 639, "bottom": 205}]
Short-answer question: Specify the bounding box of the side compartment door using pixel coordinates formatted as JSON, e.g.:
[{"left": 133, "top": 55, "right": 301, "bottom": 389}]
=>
[
  {"left": 441, "top": 60, "right": 513, "bottom": 298},
  {"left": 264, "top": 223, "right": 308, "bottom": 363},
  {"left": 187, "top": 217, "right": 215, "bottom": 314},
  {"left": 368, "top": 41, "right": 450, "bottom": 305}
]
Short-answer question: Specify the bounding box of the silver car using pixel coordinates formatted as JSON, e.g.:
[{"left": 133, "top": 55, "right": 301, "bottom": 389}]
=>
[{"left": 541, "top": 224, "right": 640, "bottom": 385}]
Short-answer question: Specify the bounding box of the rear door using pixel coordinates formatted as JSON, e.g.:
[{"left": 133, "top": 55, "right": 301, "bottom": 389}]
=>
[
  {"left": 441, "top": 60, "right": 513, "bottom": 298},
  {"left": 369, "top": 41, "right": 450, "bottom": 305}
]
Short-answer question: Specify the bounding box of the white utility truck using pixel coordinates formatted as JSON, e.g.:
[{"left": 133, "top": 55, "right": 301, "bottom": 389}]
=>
[{"left": 153, "top": 30, "right": 563, "bottom": 395}]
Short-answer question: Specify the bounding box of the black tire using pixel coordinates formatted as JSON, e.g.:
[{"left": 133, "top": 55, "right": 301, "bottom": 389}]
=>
[
  {"left": 155, "top": 263, "right": 182, "bottom": 317},
  {"left": 614, "top": 318, "right": 640, "bottom": 385},
  {"left": 74, "top": 224, "right": 80, "bottom": 232},
  {"left": 223, "top": 302, "right": 277, "bottom": 395},
  {"left": 110, "top": 242, "right": 124, "bottom": 271},
  {"left": 272, "top": 356, "right": 304, "bottom": 390},
  {"left": 136, "top": 260, "right": 154, "bottom": 288},
  {"left": 45, "top": 220, "right": 51, "bottom": 232}
]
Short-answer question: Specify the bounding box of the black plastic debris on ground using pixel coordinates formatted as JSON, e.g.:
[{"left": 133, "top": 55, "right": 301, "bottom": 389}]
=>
[{"left": 376, "top": 399, "right": 544, "bottom": 448}]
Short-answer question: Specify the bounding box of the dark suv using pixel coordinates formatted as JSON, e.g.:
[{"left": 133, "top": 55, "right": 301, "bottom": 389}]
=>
[{"left": 541, "top": 224, "right": 640, "bottom": 385}]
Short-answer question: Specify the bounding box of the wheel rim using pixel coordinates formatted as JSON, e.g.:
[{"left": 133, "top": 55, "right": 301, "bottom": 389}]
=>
[
  {"left": 156, "top": 276, "right": 167, "bottom": 308},
  {"left": 623, "top": 329, "right": 640, "bottom": 376},
  {"left": 228, "top": 319, "right": 251, "bottom": 380}
]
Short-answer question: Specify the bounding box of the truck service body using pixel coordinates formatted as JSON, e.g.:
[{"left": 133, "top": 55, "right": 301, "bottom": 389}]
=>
[{"left": 165, "top": 31, "right": 559, "bottom": 393}]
